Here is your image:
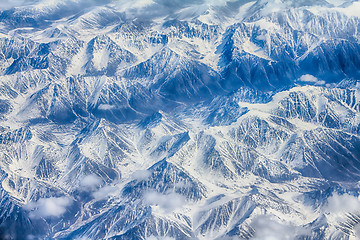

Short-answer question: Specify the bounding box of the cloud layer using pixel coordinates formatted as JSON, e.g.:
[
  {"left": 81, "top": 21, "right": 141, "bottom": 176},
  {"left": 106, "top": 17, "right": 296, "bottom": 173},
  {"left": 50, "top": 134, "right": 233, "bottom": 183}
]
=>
[
  {"left": 0, "top": 0, "right": 111, "bottom": 10},
  {"left": 2, "top": 0, "right": 359, "bottom": 22},
  {"left": 0, "top": 0, "right": 34, "bottom": 10}
]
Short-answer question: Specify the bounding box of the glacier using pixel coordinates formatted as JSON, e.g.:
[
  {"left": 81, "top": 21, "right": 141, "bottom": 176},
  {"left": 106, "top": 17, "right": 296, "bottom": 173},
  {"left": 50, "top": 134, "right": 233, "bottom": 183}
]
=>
[{"left": 0, "top": 0, "right": 360, "bottom": 239}]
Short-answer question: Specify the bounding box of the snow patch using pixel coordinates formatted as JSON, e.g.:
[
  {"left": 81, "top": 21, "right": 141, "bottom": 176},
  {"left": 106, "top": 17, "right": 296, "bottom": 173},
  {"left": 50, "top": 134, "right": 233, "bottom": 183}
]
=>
[{"left": 92, "top": 48, "right": 110, "bottom": 71}]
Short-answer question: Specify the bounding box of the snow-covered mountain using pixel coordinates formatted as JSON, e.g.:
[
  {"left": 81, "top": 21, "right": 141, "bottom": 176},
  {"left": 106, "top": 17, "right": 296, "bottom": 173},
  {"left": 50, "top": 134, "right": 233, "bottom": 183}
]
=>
[{"left": 1, "top": 0, "right": 360, "bottom": 239}]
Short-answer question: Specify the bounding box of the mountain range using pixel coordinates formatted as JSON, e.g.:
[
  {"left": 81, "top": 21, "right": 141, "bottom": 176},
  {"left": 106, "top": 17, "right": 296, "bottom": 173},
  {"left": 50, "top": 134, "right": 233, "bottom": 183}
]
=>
[{"left": 1, "top": 0, "right": 360, "bottom": 239}]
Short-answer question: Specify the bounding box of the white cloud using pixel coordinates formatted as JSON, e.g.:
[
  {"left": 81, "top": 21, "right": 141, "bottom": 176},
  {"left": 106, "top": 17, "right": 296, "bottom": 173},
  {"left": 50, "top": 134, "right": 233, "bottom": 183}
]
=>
[
  {"left": 80, "top": 174, "right": 102, "bottom": 191},
  {"left": 143, "top": 191, "right": 185, "bottom": 211},
  {"left": 326, "top": 0, "right": 348, "bottom": 7},
  {"left": 26, "top": 235, "right": 38, "bottom": 240},
  {"left": 146, "top": 236, "right": 175, "bottom": 240},
  {"left": 132, "top": 170, "right": 152, "bottom": 180},
  {"left": 260, "top": 0, "right": 289, "bottom": 16},
  {"left": 153, "top": 0, "right": 204, "bottom": 8},
  {"left": 322, "top": 193, "right": 360, "bottom": 238},
  {"left": 354, "top": 224, "right": 360, "bottom": 239},
  {"left": 299, "top": 74, "right": 318, "bottom": 83},
  {"left": 250, "top": 215, "right": 309, "bottom": 240},
  {"left": 299, "top": 74, "right": 325, "bottom": 85},
  {"left": 174, "top": 180, "right": 192, "bottom": 188},
  {"left": 98, "top": 104, "right": 115, "bottom": 110},
  {"left": 92, "top": 185, "right": 117, "bottom": 200},
  {"left": 74, "top": 237, "right": 91, "bottom": 240},
  {"left": 23, "top": 196, "right": 73, "bottom": 218},
  {"left": 324, "top": 193, "right": 360, "bottom": 214},
  {"left": 0, "top": 0, "right": 32, "bottom": 10},
  {"left": 110, "top": 0, "right": 255, "bottom": 20},
  {"left": 0, "top": 0, "right": 111, "bottom": 10},
  {"left": 336, "top": 2, "right": 360, "bottom": 17}
]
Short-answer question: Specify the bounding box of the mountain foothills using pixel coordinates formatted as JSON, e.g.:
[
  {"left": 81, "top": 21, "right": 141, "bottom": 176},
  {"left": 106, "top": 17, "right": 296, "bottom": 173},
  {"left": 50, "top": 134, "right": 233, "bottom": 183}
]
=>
[{"left": 1, "top": 0, "right": 360, "bottom": 239}]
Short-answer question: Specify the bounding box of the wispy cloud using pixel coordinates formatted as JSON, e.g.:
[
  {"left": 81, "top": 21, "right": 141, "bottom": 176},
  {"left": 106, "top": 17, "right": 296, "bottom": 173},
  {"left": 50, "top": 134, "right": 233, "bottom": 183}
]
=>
[
  {"left": 92, "top": 185, "right": 117, "bottom": 200},
  {"left": 324, "top": 193, "right": 360, "bottom": 214},
  {"left": 146, "top": 236, "right": 176, "bottom": 240},
  {"left": 143, "top": 191, "right": 185, "bottom": 211},
  {"left": 0, "top": 0, "right": 112, "bottom": 10},
  {"left": 299, "top": 74, "right": 326, "bottom": 85},
  {"left": 0, "top": 0, "right": 35, "bottom": 10},
  {"left": 250, "top": 215, "right": 309, "bottom": 240},
  {"left": 23, "top": 196, "right": 73, "bottom": 218},
  {"left": 80, "top": 174, "right": 103, "bottom": 191},
  {"left": 74, "top": 237, "right": 92, "bottom": 240},
  {"left": 79, "top": 174, "right": 118, "bottom": 200},
  {"left": 132, "top": 169, "right": 152, "bottom": 181},
  {"left": 108, "top": 0, "right": 254, "bottom": 20}
]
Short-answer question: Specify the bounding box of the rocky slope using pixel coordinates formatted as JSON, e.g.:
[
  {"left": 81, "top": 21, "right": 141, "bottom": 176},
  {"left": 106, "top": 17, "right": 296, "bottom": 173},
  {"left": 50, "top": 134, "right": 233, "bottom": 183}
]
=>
[{"left": 0, "top": 0, "right": 360, "bottom": 239}]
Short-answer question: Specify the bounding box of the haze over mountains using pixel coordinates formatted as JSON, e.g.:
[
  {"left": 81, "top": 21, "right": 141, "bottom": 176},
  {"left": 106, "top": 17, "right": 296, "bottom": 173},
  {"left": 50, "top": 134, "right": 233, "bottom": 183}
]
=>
[{"left": 0, "top": 0, "right": 360, "bottom": 239}]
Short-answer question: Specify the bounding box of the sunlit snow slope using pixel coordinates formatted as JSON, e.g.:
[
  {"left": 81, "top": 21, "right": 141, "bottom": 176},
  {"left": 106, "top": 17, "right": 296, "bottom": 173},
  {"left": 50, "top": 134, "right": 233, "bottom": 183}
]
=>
[{"left": 1, "top": 0, "right": 360, "bottom": 239}]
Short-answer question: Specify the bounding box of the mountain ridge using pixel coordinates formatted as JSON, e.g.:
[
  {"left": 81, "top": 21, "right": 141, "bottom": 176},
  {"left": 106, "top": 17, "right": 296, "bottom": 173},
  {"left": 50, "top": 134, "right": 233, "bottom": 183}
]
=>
[{"left": 0, "top": 0, "right": 360, "bottom": 239}]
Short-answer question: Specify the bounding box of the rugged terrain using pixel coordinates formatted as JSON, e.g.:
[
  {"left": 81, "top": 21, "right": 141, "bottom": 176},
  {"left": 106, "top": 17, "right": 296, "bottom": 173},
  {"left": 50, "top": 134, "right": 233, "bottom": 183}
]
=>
[{"left": 1, "top": 0, "right": 360, "bottom": 239}]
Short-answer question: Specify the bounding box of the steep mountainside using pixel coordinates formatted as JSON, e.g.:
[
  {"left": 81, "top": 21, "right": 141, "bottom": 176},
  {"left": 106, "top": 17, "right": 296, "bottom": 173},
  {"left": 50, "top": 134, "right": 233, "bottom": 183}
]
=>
[{"left": 0, "top": 0, "right": 360, "bottom": 239}]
